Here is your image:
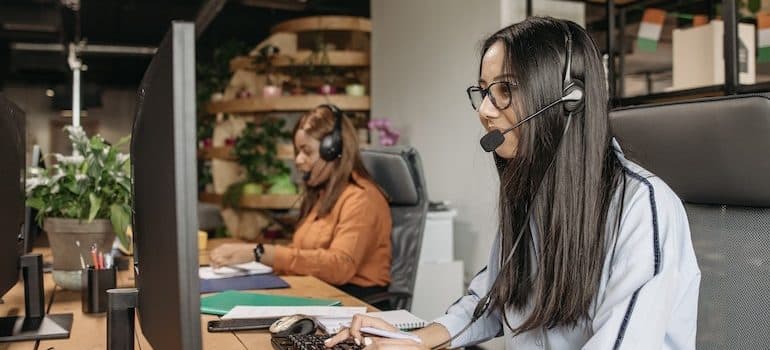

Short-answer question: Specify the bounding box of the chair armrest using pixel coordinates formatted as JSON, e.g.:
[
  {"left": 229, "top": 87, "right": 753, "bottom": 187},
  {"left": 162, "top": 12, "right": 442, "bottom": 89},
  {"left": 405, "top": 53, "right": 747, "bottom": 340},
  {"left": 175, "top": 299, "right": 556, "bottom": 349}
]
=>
[{"left": 363, "top": 291, "right": 412, "bottom": 310}]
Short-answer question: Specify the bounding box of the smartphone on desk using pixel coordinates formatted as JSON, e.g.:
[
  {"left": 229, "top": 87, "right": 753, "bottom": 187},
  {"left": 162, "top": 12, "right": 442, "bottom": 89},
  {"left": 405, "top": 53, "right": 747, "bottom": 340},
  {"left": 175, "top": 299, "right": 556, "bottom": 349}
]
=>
[{"left": 207, "top": 317, "right": 280, "bottom": 332}]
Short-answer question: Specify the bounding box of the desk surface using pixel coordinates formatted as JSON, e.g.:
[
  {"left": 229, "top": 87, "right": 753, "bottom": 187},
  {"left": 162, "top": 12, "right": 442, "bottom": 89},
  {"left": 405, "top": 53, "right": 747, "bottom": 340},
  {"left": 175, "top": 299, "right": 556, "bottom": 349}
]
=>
[{"left": 1, "top": 240, "right": 374, "bottom": 350}]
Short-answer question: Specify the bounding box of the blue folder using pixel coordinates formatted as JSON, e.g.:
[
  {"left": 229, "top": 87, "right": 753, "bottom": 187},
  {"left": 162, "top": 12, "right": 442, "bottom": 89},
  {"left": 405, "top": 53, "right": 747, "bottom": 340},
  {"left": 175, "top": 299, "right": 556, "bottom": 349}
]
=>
[{"left": 200, "top": 274, "right": 290, "bottom": 294}]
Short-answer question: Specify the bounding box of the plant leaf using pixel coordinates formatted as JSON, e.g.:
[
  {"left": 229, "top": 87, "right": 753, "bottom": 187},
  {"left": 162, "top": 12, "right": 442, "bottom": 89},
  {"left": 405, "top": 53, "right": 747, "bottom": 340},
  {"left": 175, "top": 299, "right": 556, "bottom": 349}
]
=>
[
  {"left": 110, "top": 204, "right": 130, "bottom": 248},
  {"left": 26, "top": 197, "right": 45, "bottom": 210},
  {"left": 88, "top": 193, "right": 101, "bottom": 222}
]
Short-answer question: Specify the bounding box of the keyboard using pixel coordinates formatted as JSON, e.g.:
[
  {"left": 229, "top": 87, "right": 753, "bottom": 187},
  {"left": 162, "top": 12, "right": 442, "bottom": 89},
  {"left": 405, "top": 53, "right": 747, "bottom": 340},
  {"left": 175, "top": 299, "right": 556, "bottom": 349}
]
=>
[{"left": 271, "top": 334, "right": 362, "bottom": 350}]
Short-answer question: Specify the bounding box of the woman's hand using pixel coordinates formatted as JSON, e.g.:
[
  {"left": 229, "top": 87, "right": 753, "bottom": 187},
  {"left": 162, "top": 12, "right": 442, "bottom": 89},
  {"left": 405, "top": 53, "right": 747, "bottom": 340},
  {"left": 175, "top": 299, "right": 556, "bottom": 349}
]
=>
[
  {"left": 324, "top": 314, "right": 427, "bottom": 349},
  {"left": 208, "top": 243, "right": 256, "bottom": 268}
]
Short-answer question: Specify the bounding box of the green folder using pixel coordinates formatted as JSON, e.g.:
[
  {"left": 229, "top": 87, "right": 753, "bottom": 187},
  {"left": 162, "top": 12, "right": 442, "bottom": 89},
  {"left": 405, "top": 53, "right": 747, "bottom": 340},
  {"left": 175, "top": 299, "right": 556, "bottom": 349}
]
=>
[{"left": 200, "top": 290, "right": 342, "bottom": 316}]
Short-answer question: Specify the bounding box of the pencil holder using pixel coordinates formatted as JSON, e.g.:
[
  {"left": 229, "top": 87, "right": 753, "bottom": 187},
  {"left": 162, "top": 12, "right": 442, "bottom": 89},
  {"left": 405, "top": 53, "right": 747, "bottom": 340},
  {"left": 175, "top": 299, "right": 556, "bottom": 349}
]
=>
[{"left": 81, "top": 266, "right": 117, "bottom": 313}]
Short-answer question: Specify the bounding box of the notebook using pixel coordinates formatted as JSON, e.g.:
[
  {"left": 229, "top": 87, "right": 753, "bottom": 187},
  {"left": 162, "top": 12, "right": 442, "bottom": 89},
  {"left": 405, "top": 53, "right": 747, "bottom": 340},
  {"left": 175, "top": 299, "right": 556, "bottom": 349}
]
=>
[
  {"left": 200, "top": 290, "right": 341, "bottom": 316},
  {"left": 318, "top": 310, "right": 428, "bottom": 333},
  {"left": 199, "top": 274, "right": 289, "bottom": 293}
]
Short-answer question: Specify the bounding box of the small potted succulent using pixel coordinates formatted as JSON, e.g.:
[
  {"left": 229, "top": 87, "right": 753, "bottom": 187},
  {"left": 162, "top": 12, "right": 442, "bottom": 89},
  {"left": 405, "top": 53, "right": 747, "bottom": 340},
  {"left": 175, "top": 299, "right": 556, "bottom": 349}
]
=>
[{"left": 26, "top": 126, "right": 132, "bottom": 290}]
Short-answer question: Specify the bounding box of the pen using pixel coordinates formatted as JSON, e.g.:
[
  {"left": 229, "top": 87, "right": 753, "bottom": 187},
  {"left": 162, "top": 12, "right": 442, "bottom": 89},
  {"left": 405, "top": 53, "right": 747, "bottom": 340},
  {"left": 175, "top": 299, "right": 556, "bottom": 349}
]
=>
[
  {"left": 360, "top": 327, "right": 422, "bottom": 344},
  {"left": 75, "top": 240, "right": 86, "bottom": 269},
  {"left": 98, "top": 252, "right": 105, "bottom": 270},
  {"left": 90, "top": 245, "right": 99, "bottom": 269}
]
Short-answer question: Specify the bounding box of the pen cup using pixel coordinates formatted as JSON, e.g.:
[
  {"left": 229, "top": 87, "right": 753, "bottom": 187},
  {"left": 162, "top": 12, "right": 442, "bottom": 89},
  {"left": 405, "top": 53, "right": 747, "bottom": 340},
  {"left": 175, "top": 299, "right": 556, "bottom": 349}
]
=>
[{"left": 81, "top": 266, "right": 117, "bottom": 314}]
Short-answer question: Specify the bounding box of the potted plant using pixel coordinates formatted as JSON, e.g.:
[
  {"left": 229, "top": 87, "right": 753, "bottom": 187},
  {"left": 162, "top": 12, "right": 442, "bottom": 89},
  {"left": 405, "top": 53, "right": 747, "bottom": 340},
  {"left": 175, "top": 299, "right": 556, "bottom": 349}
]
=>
[
  {"left": 253, "top": 44, "right": 282, "bottom": 98},
  {"left": 26, "top": 126, "right": 132, "bottom": 290},
  {"left": 221, "top": 119, "right": 296, "bottom": 240}
]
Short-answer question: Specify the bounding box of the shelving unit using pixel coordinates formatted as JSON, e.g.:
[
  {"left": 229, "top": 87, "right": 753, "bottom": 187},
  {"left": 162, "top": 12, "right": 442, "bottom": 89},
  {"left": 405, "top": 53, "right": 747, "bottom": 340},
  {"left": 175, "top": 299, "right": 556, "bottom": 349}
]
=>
[
  {"left": 270, "top": 15, "right": 372, "bottom": 33},
  {"left": 229, "top": 50, "right": 369, "bottom": 71},
  {"left": 198, "top": 143, "right": 295, "bottom": 161},
  {"left": 568, "top": 0, "right": 767, "bottom": 107},
  {"left": 199, "top": 192, "right": 301, "bottom": 210},
  {"left": 206, "top": 95, "right": 370, "bottom": 114}
]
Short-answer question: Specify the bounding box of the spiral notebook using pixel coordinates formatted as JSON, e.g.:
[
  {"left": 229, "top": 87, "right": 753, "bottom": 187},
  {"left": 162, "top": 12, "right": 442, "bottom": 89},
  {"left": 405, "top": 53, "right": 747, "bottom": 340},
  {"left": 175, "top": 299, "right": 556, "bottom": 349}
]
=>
[{"left": 318, "top": 310, "right": 428, "bottom": 333}]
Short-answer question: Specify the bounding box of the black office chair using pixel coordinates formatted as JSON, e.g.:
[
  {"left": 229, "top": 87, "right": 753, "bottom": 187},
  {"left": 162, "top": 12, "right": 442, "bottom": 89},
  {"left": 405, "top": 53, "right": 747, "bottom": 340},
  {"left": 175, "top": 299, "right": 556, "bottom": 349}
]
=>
[
  {"left": 610, "top": 94, "right": 770, "bottom": 350},
  {"left": 359, "top": 146, "right": 429, "bottom": 311}
]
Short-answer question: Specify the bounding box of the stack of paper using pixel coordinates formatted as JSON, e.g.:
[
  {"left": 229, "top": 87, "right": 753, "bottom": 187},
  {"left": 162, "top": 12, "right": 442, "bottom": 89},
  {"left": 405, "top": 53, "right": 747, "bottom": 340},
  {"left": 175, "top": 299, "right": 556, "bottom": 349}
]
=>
[
  {"left": 222, "top": 306, "right": 367, "bottom": 319},
  {"left": 317, "top": 310, "right": 428, "bottom": 333},
  {"left": 199, "top": 261, "right": 273, "bottom": 280}
]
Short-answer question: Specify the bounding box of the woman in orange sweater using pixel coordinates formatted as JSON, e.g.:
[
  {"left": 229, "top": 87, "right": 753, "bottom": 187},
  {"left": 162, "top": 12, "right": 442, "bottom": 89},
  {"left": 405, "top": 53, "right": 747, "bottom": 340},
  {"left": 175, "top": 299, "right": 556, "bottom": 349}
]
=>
[{"left": 209, "top": 105, "right": 392, "bottom": 300}]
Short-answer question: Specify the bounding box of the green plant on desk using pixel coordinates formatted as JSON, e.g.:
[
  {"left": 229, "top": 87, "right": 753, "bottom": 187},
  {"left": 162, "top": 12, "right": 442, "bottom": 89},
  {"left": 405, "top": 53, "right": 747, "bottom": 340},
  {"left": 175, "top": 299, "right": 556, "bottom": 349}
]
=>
[{"left": 25, "top": 126, "right": 132, "bottom": 289}]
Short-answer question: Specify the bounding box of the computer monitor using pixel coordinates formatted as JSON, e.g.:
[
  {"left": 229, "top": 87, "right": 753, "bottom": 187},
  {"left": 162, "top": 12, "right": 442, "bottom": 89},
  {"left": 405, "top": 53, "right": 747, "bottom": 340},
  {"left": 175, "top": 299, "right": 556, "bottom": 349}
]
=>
[
  {"left": 0, "top": 93, "right": 25, "bottom": 300},
  {"left": 23, "top": 145, "right": 43, "bottom": 254},
  {"left": 130, "top": 22, "right": 201, "bottom": 350},
  {"left": 0, "top": 94, "right": 72, "bottom": 342}
]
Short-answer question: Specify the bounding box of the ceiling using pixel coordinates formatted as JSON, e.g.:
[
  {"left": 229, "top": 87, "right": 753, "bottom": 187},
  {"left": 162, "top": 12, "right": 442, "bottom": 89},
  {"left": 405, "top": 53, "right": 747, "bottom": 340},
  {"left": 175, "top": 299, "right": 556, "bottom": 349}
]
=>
[{"left": 0, "top": 0, "right": 368, "bottom": 88}]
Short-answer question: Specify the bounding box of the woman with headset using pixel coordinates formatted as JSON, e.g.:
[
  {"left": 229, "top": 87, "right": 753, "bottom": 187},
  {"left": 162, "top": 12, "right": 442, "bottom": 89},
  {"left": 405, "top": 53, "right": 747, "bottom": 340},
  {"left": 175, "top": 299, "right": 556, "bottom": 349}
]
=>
[
  {"left": 326, "top": 17, "right": 700, "bottom": 350},
  {"left": 209, "top": 105, "right": 393, "bottom": 301}
]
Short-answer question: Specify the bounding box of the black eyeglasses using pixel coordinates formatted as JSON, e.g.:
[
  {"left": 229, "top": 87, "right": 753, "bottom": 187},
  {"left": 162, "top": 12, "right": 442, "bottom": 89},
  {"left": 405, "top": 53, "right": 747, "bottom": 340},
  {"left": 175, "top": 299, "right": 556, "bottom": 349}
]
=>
[{"left": 466, "top": 81, "right": 518, "bottom": 111}]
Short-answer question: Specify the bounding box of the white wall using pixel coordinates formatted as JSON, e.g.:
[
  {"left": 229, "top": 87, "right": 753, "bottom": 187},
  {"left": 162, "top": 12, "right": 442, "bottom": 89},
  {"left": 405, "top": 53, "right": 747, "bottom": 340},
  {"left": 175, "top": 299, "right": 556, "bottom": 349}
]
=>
[{"left": 371, "top": 0, "right": 502, "bottom": 284}]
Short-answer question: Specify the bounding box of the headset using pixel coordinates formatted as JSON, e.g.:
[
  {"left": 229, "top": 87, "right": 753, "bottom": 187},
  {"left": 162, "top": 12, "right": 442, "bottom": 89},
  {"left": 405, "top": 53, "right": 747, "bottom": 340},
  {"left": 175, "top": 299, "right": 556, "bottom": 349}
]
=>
[
  {"left": 478, "top": 24, "right": 584, "bottom": 152},
  {"left": 438, "top": 23, "right": 583, "bottom": 350},
  {"left": 318, "top": 104, "right": 344, "bottom": 162}
]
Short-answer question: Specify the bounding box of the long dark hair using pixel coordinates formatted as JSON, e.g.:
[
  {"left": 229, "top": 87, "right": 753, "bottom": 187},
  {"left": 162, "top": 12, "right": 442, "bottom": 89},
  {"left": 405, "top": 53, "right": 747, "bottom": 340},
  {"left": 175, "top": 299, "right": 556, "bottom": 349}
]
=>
[
  {"left": 485, "top": 17, "right": 624, "bottom": 333},
  {"left": 293, "top": 106, "right": 377, "bottom": 219}
]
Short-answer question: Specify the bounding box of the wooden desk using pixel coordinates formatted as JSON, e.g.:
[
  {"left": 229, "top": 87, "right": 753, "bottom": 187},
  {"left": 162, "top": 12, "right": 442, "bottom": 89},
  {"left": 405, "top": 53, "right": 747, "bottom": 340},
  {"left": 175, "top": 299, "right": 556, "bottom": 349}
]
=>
[{"left": 4, "top": 243, "right": 374, "bottom": 349}]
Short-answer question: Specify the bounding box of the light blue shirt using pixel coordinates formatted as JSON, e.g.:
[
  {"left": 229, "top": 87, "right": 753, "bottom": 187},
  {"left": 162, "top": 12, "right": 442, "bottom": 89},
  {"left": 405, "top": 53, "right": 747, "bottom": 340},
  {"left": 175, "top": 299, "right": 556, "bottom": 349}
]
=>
[{"left": 434, "top": 141, "right": 701, "bottom": 349}]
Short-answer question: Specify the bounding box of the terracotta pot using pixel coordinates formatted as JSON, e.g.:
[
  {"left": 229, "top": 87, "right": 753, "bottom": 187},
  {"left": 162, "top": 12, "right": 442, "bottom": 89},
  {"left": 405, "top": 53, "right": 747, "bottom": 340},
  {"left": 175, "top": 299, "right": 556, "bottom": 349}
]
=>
[
  {"left": 262, "top": 85, "right": 282, "bottom": 98},
  {"left": 44, "top": 218, "right": 116, "bottom": 290},
  {"left": 319, "top": 84, "right": 336, "bottom": 95}
]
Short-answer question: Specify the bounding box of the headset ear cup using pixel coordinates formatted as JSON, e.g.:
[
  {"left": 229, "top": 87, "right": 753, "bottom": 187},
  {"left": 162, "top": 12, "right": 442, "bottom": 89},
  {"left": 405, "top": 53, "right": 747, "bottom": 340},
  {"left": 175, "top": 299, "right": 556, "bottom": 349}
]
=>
[
  {"left": 319, "top": 131, "right": 342, "bottom": 162},
  {"left": 562, "top": 79, "right": 585, "bottom": 114}
]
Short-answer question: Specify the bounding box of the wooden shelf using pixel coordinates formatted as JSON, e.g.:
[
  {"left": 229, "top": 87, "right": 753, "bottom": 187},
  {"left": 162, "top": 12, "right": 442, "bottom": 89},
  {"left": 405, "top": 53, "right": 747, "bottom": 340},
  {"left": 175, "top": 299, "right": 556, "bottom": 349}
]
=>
[
  {"left": 199, "top": 192, "right": 301, "bottom": 210},
  {"left": 230, "top": 50, "right": 369, "bottom": 71},
  {"left": 198, "top": 144, "right": 294, "bottom": 161},
  {"left": 271, "top": 16, "right": 371, "bottom": 33},
  {"left": 206, "top": 95, "right": 370, "bottom": 114}
]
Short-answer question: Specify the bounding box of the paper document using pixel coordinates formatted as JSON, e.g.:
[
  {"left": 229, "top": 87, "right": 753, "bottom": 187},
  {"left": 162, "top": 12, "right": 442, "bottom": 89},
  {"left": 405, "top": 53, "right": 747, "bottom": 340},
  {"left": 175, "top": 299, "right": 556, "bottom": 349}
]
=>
[
  {"left": 222, "top": 306, "right": 367, "bottom": 320},
  {"left": 317, "top": 309, "right": 428, "bottom": 333},
  {"left": 199, "top": 261, "right": 273, "bottom": 280}
]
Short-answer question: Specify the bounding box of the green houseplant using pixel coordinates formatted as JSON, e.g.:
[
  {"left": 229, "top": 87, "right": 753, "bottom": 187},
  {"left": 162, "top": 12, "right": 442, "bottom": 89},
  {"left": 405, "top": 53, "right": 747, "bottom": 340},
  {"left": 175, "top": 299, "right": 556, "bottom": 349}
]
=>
[
  {"left": 26, "top": 126, "right": 132, "bottom": 289},
  {"left": 223, "top": 118, "right": 294, "bottom": 209}
]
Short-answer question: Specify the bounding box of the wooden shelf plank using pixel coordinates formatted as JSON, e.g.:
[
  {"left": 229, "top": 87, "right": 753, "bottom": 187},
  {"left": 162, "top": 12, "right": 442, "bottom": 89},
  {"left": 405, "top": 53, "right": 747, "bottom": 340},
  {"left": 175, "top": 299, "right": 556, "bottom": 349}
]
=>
[
  {"left": 199, "top": 144, "right": 294, "bottom": 161},
  {"left": 206, "top": 95, "right": 370, "bottom": 114},
  {"left": 271, "top": 16, "right": 371, "bottom": 33},
  {"left": 199, "top": 193, "right": 301, "bottom": 210},
  {"left": 230, "top": 50, "right": 369, "bottom": 71}
]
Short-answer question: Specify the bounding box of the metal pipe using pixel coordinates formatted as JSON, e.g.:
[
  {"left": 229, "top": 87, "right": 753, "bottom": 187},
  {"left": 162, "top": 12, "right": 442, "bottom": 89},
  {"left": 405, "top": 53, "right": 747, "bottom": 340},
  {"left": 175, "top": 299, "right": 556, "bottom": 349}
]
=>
[
  {"left": 67, "top": 43, "right": 82, "bottom": 128},
  {"left": 11, "top": 42, "right": 157, "bottom": 56},
  {"left": 723, "top": 0, "right": 739, "bottom": 94},
  {"left": 526, "top": 0, "right": 533, "bottom": 18}
]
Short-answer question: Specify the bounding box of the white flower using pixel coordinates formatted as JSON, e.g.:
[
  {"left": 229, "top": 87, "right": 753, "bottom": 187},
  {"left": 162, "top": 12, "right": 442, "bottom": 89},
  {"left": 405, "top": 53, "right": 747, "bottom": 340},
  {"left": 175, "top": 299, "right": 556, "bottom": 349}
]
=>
[
  {"left": 65, "top": 125, "right": 88, "bottom": 143},
  {"left": 54, "top": 153, "right": 85, "bottom": 165},
  {"left": 75, "top": 174, "right": 88, "bottom": 181},
  {"left": 102, "top": 149, "right": 108, "bottom": 156},
  {"left": 25, "top": 177, "right": 48, "bottom": 192},
  {"left": 28, "top": 167, "right": 42, "bottom": 176},
  {"left": 117, "top": 154, "right": 130, "bottom": 164},
  {"left": 50, "top": 184, "right": 60, "bottom": 194}
]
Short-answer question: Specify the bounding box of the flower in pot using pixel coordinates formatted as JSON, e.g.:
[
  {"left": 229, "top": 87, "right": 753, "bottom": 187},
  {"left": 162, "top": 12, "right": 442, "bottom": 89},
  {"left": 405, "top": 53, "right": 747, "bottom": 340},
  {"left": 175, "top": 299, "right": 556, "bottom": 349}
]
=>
[
  {"left": 253, "top": 44, "right": 282, "bottom": 98},
  {"left": 26, "top": 126, "right": 132, "bottom": 290}
]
